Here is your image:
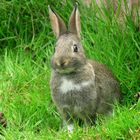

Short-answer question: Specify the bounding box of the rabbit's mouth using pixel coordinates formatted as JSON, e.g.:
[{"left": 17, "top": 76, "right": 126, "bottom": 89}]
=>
[{"left": 56, "top": 68, "right": 75, "bottom": 74}]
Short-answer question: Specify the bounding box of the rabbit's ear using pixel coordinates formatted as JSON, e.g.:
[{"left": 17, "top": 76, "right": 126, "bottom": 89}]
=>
[
  {"left": 48, "top": 6, "right": 67, "bottom": 38},
  {"left": 68, "top": 4, "right": 81, "bottom": 39}
]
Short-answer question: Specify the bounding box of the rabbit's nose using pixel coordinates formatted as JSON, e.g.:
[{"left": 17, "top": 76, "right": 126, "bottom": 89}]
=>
[
  {"left": 60, "top": 60, "right": 68, "bottom": 67},
  {"left": 56, "top": 59, "right": 69, "bottom": 68},
  {"left": 60, "top": 61, "right": 65, "bottom": 67}
]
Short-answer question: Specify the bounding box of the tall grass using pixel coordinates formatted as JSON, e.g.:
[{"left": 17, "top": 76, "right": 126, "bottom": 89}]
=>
[{"left": 0, "top": 0, "right": 140, "bottom": 139}]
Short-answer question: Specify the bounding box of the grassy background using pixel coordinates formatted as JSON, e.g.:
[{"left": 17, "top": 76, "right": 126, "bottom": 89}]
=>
[{"left": 0, "top": 0, "right": 140, "bottom": 139}]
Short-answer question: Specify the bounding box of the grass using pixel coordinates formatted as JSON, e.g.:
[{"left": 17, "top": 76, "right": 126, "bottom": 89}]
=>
[{"left": 0, "top": 0, "right": 140, "bottom": 139}]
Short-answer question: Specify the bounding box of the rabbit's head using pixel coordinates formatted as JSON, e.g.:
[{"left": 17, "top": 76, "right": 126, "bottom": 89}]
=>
[{"left": 49, "top": 5, "right": 86, "bottom": 74}]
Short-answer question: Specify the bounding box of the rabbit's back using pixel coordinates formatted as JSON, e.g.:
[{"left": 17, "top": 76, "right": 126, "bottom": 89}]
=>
[{"left": 89, "top": 60, "right": 121, "bottom": 114}]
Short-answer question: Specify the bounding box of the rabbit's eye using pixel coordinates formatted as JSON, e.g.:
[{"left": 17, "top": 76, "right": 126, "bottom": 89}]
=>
[{"left": 73, "top": 44, "right": 78, "bottom": 52}]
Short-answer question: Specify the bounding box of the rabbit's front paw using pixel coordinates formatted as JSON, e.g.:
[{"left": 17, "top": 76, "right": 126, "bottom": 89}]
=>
[{"left": 67, "top": 124, "right": 74, "bottom": 133}]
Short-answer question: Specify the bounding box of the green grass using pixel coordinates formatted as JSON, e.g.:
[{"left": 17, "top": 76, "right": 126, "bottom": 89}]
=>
[{"left": 0, "top": 0, "right": 140, "bottom": 139}]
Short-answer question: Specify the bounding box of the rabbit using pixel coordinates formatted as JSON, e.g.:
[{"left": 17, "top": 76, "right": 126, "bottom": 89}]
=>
[{"left": 48, "top": 4, "right": 121, "bottom": 132}]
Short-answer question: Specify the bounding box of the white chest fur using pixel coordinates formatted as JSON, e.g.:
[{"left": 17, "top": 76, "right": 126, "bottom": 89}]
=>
[{"left": 59, "top": 78, "right": 93, "bottom": 94}]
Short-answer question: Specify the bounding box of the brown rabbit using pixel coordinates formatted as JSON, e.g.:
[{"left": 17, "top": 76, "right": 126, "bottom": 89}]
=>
[{"left": 49, "top": 5, "right": 121, "bottom": 132}]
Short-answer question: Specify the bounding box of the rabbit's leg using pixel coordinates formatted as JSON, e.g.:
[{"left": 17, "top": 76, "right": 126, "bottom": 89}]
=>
[
  {"left": 60, "top": 109, "right": 75, "bottom": 133},
  {"left": 62, "top": 117, "right": 74, "bottom": 133},
  {"left": 67, "top": 123, "right": 74, "bottom": 133},
  {"left": 65, "top": 116, "right": 74, "bottom": 133}
]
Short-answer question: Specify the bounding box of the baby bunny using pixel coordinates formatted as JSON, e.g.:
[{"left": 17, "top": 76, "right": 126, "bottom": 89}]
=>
[{"left": 48, "top": 4, "right": 121, "bottom": 132}]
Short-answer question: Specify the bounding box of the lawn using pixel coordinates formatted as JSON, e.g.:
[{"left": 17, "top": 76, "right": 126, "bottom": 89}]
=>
[{"left": 0, "top": 0, "right": 140, "bottom": 139}]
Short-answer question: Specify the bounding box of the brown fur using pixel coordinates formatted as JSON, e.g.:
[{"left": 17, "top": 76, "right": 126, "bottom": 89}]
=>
[{"left": 49, "top": 5, "right": 121, "bottom": 131}]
